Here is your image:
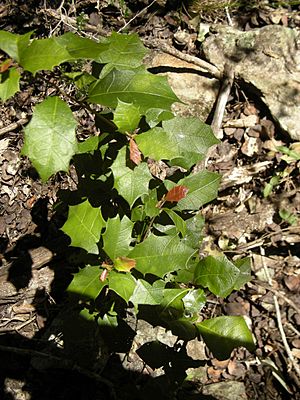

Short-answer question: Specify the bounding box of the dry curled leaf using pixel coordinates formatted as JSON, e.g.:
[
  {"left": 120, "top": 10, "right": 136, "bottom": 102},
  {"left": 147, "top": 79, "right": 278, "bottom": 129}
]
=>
[
  {"left": 0, "top": 59, "right": 12, "bottom": 73},
  {"left": 129, "top": 138, "right": 141, "bottom": 165}
]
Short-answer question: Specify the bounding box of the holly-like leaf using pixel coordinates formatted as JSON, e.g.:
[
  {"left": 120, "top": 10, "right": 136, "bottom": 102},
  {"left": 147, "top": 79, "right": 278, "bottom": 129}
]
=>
[
  {"left": 0, "top": 67, "right": 20, "bottom": 102},
  {"left": 175, "top": 171, "right": 221, "bottom": 211},
  {"left": 0, "top": 30, "right": 32, "bottom": 62},
  {"left": 20, "top": 32, "right": 108, "bottom": 74},
  {"left": 129, "top": 138, "right": 141, "bottom": 165},
  {"left": 129, "top": 234, "right": 194, "bottom": 278},
  {"left": 144, "top": 108, "right": 174, "bottom": 128},
  {"left": 67, "top": 265, "right": 106, "bottom": 300},
  {"left": 114, "top": 257, "right": 136, "bottom": 272},
  {"left": 102, "top": 215, "right": 134, "bottom": 261},
  {"left": 22, "top": 96, "right": 77, "bottom": 181},
  {"left": 163, "top": 209, "right": 186, "bottom": 236},
  {"left": 194, "top": 255, "right": 240, "bottom": 298},
  {"left": 61, "top": 200, "right": 105, "bottom": 254},
  {"left": 113, "top": 100, "right": 141, "bottom": 133},
  {"left": 130, "top": 279, "right": 164, "bottom": 306},
  {"left": 108, "top": 270, "right": 136, "bottom": 302},
  {"left": 97, "top": 31, "right": 148, "bottom": 77},
  {"left": 233, "top": 258, "right": 252, "bottom": 290},
  {"left": 111, "top": 147, "right": 151, "bottom": 207},
  {"left": 165, "top": 185, "right": 189, "bottom": 203},
  {"left": 196, "top": 316, "right": 255, "bottom": 360},
  {"left": 136, "top": 116, "right": 219, "bottom": 169},
  {"left": 88, "top": 68, "right": 179, "bottom": 116}
]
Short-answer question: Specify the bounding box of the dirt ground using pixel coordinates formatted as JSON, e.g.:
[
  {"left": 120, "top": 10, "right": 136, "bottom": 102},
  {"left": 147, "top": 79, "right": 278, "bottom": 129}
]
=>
[{"left": 0, "top": 1, "right": 300, "bottom": 399}]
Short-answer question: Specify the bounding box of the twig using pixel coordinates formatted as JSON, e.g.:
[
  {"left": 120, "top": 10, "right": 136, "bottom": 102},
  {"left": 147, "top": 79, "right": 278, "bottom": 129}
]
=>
[
  {"left": 0, "top": 118, "right": 28, "bottom": 137},
  {"left": 211, "top": 62, "right": 235, "bottom": 139},
  {"left": 0, "top": 316, "right": 36, "bottom": 334},
  {"left": 0, "top": 344, "right": 116, "bottom": 397},
  {"left": 118, "top": 0, "right": 156, "bottom": 33},
  {"left": 144, "top": 38, "right": 222, "bottom": 79},
  {"left": 259, "top": 247, "right": 300, "bottom": 381}
]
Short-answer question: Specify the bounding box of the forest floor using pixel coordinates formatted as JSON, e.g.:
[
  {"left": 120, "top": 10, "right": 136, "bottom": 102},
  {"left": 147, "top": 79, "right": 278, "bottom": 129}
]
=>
[{"left": 0, "top": 1, "right": 300, "bottom": 399}]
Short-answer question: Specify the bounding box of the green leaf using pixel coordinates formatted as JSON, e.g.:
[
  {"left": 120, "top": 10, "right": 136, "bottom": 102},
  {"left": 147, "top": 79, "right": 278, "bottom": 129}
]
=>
[
  {"left": 20, "top": 32, "right": 108, "bottom": 74},
  {"left": 20, "top": 37, "right": 71, "bottom": 73},
  {"left": 0, "top": 30, "right": 32, "bottom": 62},
  {"left": 129, "top": 234, "right": 194, "bottom": 278},
  {"left": 136, "top": 117, "right": 219, "bottom": 169},
  {"left": 22, "top": 96, "right": 77, "bottom": 181},
  {"left": 233, "top": 258, "right": 252, "bottom": 290},
  {"left": 164, "top": 209, "right": 186, "bottom": 236},
  {"left": 183, "top": 289, "right": 206, "bottom": 315},
  {"left": 97, "top": 32, "right": 148, "bottom": 77},
  {"left": 67, "top": 265, "right": 106, "bottom": 300},
  {"left": 184, "top": 213, "right": 205, "bottom": 249},
  {"left": 88, "top": 68, "right": 179, "bottom": 116},
  {"left": 130, "top": 279, "right": 164, "bottom": 306},
  {"left": 194, "top": 255, "right": 240, "bottom": 298},
  {"left": 0, "top": 67, "right": 20, "bottom": 102},
  {"left": 196, "top": 316, "right": 255, "bottom": 360},
  {"left": 111, "top": 147, "right": 151, "bottom": 206},
  {"left": 144, "top": 108, "right": 174, "bottom": 128},
  {"left": 108, "top": 270, "right": 136, "bottom": 302},
  {"left": 102, "top": 215, "right": 134, "bottom": 260},
  {"left": 56, "top": 32, "right": 108, "bottom": 59},
  {"left": 143, "top": 189, "right": 160, "bottom": 218},
  {"left": 113, "top": 100, "right": 140, "bottom": 133},
  {"left": 160, "top": 288, "right": 189, "bottom": 321},
  {"left": 61, "top": 200, "right": 105, "bottom": 254},
  {"left": 175, "top": 171, "right": 221, "bottom": 211}
]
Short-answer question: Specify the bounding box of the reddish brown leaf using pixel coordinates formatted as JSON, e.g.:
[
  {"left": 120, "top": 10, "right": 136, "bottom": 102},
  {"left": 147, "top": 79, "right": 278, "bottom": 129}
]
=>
[
  {"left": 165, "top": 185, "right": 189, "bottom": 203},
  {"left": 129, "top": 138, "right": 141, "bottom": 165},
  {"left": 0, "top": 59, "right": 12, "bottom": 73}
]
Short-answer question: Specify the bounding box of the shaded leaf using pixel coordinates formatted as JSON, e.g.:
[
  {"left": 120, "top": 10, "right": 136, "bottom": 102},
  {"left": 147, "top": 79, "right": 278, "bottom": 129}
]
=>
[
  {"left": 108, "top": 270, "right": 136, "bottom": 302},
  {"left": 0, "top": 67, "right": 20, "bottom": 102},
  {"left": 196, "top": 316, "right": 255, "bottom": 360},
  {"left": 114, "top": 256, "right": 136, "bottom": 272},
  {"left": 165, "top": 185, "right": 189, "bottom": 203},
  {"left": 129, "top": 234, "right": 194, "bottom": 278},
  {"left": 113, "top": 100, "right": 140, "bottom": 133},
  {"left": 194, "top": 255, "right": 240, "bottom": 298},
  {"left": 22, "top": 96, "right": 77, "bottom": 181},
  {"left": 129, "top": 138, "right": 142, "bottom": 165},
  {"left": 61, "top": 200, "right": 105, "bottom": 254},
  {"left": 111, "top": 147, "right": 151, "bottom": 206},
  {"left": 88, "top": 68, "right": 179, "bottom": 116},
  {"left": 102, "top": 215, "right": 133, "bottom": 260},
  {"left": 164, "top": 209, "right": 186, "bottom": 236},
  {"left": 175, "top": 171, "right": 221, "bottom": 211},
  {"left": 67, "top": 265, "right": 106, "bottom": 300}
]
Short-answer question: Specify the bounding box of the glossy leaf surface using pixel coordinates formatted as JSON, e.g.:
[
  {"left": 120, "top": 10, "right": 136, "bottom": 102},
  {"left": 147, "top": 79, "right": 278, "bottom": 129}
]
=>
[
  {"left": 67, "top": 265, "right": 106, "bottom": 300},
  {"left": 196, "top": 316, "right": 255, "bottom": 360},
  {"left": 0, "top": 67, "right": 20, "bottom": 101},
  {"left": 102, "top": 215, "right": 133, "bottom": 260},
  {"left": 22, "top": 96, "right": 77, "bottom": 181}
]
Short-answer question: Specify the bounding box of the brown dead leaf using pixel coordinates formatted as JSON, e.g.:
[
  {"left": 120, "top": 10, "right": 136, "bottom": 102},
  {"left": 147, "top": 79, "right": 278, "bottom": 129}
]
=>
[{"left": 129, "top": 138, "right": 141, "bottom": 165}]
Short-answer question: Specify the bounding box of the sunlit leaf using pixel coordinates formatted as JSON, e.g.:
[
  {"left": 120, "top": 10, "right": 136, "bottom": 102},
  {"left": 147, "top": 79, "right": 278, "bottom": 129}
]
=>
[
  {"left": 108, "top": 270, "right": 136, "bottom": 302},
  {"left": 163, "top": 209, "right": 186, "bottom": 236},
  {"left": 22, "top": 96, "right": 77, "bottom": 181},
  {"left": 0, "top": 67, "right": 20, "bottom": 102},
  {"left": 233, "top": 257, "right": 252, "bottom": 290},
  {"left": 183, "top": 289, "right": 206, "bottom": 315},
  {"left": 111, "top": 147, "right": 151, "bottom": 206},
  {"left": 67, "top": 265, "right": 106, "bottom": 300},
  {"left": 88, "top": 68, "right": 179, "bottom": 116},
  {"left": 196, "top": 316, "right": 255, "bottom": 360},
  {"left": 0, "top": 30, "right": 32, "bottom": 62},
  {"left": 130, "top": 279, "right": 164, "bottom": 306},
  {"left": 129, "top": 234, "right": 194, "bottom": 277},
  {"left": 102, "top": 215, "right": 133, "bottom": 260},
  {"left": 61, "top": 200, "right": 105, "bottom": 254},
  {"left": 194, "top": 255, "right": 240, "bottom": 298},
  {"left": 113, "top": 100, "right": 140, "bottom": 133}
]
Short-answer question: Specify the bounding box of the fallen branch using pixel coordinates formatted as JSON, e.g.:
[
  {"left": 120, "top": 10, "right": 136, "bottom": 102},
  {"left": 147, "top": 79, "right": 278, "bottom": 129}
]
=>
[{"left": 0, "top": 118, "right": 28, "bottom": 137}]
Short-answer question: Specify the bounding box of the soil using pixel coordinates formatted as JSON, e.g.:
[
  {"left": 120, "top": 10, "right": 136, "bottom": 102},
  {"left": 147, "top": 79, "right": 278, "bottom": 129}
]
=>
[{"left": 0, "top": 1, "right": 300, "bottom": 399}]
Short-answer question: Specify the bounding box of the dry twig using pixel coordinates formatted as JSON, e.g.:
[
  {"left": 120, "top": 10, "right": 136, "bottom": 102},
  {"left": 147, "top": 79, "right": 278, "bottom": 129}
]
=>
[{"left": 0, "top": 118, "right": 28, "bottom": 137}]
